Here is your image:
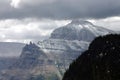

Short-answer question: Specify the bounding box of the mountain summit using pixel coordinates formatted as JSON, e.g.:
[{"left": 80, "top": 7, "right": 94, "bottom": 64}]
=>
[{"left": 50, "top": 20, "right": 114, "bottom": 42}]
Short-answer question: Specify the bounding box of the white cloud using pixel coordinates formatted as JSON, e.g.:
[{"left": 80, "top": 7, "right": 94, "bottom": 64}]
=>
[
  {"left": 10, "top": 0, "right": 56, "bottom": 8},
  {"left": 0, "top": 18, "right": 69, "bottom": 43},
  {"left": 89, "top": 16, "right": 120, "bottom": 31},
  {"left": 0, "top": 17, "right": 120, "bottom": 43},
  {"left": 10, "top": 0, "right": 21, "bottom": 8}
]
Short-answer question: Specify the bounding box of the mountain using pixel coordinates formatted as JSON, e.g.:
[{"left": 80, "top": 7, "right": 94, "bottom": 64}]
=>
[
  {"left": 11, "top": 42, "right": 56, "bottom": 69},
  {"left": 50, "top": 20, "right": 114, "bottom": 42},
  {"left": 0, "top": 57, "right": 18, "bottom": 70},
  {"left": 63, "top": 34, "right": 120, "bottom": 80},
  {"left": 0, "top": 42, "right": 25, "bottom": 71},
  {"left": 0, "top": 40, "right": 89, "bottom": 80},
  {"left": 0, "top": 20, "right": 115, "bottom": 80},
  {"left": 0, "top": 43, "right": 63, "bottom": 80},
  {"left": 0, "top": 42, "right": 25, "bottom": 57}
]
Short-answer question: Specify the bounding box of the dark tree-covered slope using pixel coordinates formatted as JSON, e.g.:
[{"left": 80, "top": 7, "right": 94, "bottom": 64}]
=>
[{"left": 63, "top": 34, "right": 120, "bottom": 80}]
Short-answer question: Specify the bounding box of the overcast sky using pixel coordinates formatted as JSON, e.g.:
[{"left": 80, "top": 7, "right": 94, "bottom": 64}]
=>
[{"left": 0, "top": 0, "right": 120, "bottom": 43}]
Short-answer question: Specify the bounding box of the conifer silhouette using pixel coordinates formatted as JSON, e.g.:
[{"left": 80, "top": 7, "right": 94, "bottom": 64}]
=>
[{"left": 63, "top": 34, "right": 120, "bottom": 80}]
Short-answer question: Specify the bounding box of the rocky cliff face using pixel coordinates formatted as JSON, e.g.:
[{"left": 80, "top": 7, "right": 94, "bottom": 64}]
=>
[{"left": 11, "top": 42, "right": 48, "bottom": 69}]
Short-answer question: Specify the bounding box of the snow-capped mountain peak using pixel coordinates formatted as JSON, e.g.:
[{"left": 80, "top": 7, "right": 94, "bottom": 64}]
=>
[{"left": 50, "top": 20, "right": 114, "bottom": 42}]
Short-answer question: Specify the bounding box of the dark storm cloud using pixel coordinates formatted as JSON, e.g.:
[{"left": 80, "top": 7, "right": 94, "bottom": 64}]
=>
[{"left": 0, "top": 0, "right": 120, "bottom": 19}]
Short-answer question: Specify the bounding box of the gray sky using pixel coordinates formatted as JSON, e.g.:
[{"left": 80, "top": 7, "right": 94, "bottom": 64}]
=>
[
  {"left": 1, "top": 0, "right": 120, "bottom": 19},
  {"left": 0, "top": 0, "right": 120, "bottom": 43}
]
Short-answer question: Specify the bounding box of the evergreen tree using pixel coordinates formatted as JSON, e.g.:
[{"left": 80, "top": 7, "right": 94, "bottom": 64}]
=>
[{"left": 63, "top": 34, "right": 120, "bottom": 80}]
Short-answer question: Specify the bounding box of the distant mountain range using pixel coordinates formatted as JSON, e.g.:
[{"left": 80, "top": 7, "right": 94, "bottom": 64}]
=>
[
  {"left": 0, "top": 42, "right": 25, "bottom": 71},
  {"left": 0, "top": 42, "right": 25, "bottom": 57},
  {"left": 0, "top": 20, "right": 116, "bottom": 80}
]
